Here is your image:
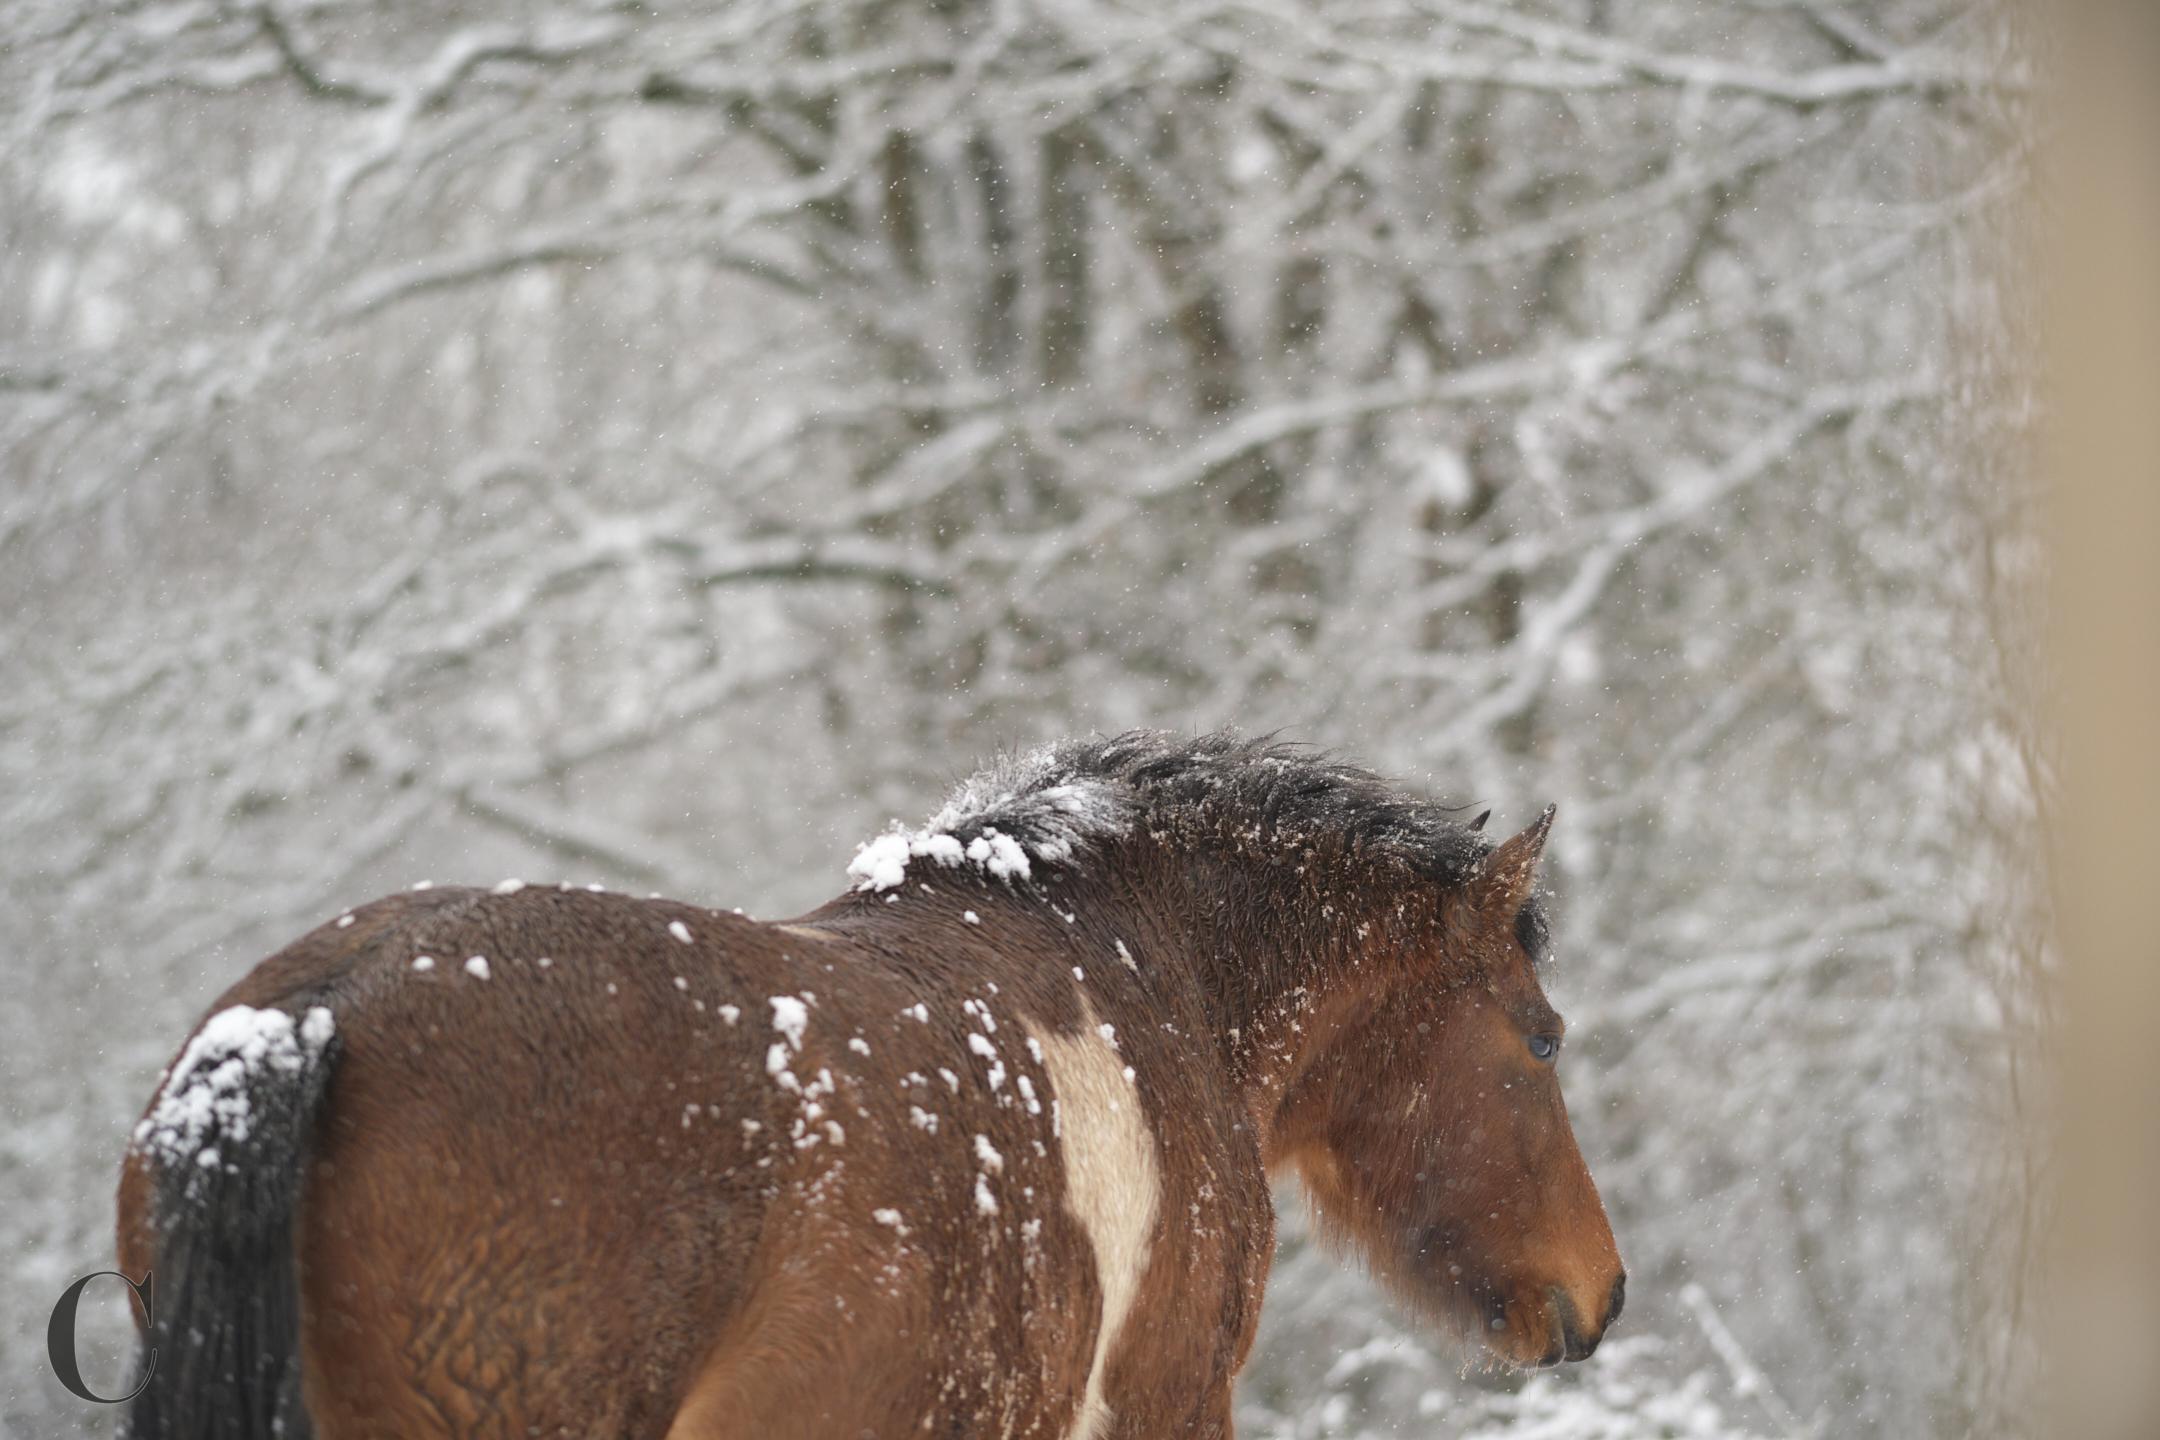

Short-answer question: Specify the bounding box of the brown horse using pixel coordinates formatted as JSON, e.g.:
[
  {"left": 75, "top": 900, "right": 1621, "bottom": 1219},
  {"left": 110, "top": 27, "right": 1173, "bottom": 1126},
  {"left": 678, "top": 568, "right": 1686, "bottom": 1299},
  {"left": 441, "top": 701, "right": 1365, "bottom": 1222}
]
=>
[{"left": 117, "top": 731, "right": 1623, "bottom": 1439}]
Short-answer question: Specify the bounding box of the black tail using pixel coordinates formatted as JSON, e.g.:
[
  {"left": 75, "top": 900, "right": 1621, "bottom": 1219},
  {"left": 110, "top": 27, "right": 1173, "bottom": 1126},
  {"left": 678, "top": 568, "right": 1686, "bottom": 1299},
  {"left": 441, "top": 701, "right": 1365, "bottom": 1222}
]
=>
[{"left": 125, "top": 1001, "right": 341, "bottom": 1440}]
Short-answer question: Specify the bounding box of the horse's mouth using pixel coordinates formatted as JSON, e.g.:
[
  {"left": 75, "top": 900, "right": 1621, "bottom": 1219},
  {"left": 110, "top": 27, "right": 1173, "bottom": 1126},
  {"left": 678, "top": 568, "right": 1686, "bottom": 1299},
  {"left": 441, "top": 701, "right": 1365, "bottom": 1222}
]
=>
[
  {"left": 1404, "top": 1229, "right": 1594, "bottom": 1371},
  {"left": 1403, "top": 1230, "right": 1521, "bottom": 1364},
  {"left": 1484, "top": 1294, "right": 1573, "bottom": 1370}
]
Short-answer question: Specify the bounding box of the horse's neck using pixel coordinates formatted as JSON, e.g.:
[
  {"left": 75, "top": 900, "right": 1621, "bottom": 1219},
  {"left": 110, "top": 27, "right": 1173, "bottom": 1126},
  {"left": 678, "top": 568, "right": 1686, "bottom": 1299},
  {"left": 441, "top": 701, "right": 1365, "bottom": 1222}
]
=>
[
  {"left": 1068, "top": 843, "right": 1388, "bottom": 1122},
  {"left": 817, "top": 837, "right": 1407, "bottom": 1135}
]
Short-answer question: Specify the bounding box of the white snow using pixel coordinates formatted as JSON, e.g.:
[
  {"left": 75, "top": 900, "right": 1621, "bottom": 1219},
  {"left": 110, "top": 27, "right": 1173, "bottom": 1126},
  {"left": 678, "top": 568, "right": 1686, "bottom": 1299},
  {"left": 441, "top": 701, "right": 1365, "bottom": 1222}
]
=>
[
  {"left": 963, "top": 910, "right": 980, "bottom": 925},
  {"left": 965, "top": 830, "right": 1031, "bottom": 880},
  {"left": 968, "top": 1031, "right": 1002, "bottom": 1071},
  {"left": 848, "top": 1037, "right": 872, "bottom": 1055},
  {"left": 1115, "top": 939, "right": 1138, "bottom": 972},
  {"left": 669, "top": 920, "right": 694, "bottom": 944},
  {"left": 974, "top": 1134, "right": 1005, "bottom": 1173},
  {"left": 493, "top": 878, "right": 525, "bottom": 894},
  {"left": 846, "top": 832, "right": 913, "bottom": 892},
  {"left": 335, "top": 914, "right": 355, "bottom": 928},
  {"left": 873, "top": 1207, "right": 907, "bottom": 1232},
  {"left": 718, "top": 1004, "right": 740, "bottom": 1025},
  {"left": 464, "top": 956, "right": 491, "bottom": 979},
  {"left": 766, "top": 1042, "right": 800, "bottom": 1093},
  {"left": 906, "top": 1003, "right": 930, "bottom": 1023},
  {"left": 133, "top": 1004, "right": 336, "bottom": 1170},
  {"left": 974, "top": 1173, "right": 999, "bottom": 1216},
  {"left": 770, "top": 995, "right": 809, "bottom": 1050},
  {"left": 844, "top": 758, "right": 1129, "bottom": 894},
  {"left": 411, "top": 955, "right": 435, "bottom": 972}
]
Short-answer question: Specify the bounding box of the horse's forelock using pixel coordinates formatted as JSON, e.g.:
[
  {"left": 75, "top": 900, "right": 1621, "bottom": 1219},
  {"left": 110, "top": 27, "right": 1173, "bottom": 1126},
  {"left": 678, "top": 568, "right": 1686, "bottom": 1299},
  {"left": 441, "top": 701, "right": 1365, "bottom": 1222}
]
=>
[{"left": 1516, "top": 894, "right": 1554, "bottom": 971}]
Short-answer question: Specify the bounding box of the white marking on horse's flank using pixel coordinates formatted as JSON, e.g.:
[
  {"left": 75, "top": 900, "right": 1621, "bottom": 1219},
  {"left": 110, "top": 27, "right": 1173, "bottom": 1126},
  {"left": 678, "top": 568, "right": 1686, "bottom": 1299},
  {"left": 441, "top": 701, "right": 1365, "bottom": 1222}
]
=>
[{"left": 1028, "top": 1001, "right": 1159, "bottom": 1440}]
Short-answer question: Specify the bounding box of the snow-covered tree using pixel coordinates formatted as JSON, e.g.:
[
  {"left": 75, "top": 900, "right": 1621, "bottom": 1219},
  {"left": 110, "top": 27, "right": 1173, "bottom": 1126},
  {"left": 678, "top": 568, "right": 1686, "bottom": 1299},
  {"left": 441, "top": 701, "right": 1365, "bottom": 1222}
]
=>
[{"left": 0, "top": 2, "right": 2036, "bottom": 1433}]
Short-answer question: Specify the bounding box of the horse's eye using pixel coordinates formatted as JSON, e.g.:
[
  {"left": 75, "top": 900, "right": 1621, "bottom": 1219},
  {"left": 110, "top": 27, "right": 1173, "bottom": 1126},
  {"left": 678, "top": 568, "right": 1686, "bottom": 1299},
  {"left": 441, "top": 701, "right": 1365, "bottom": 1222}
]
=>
[{"left": 1527, "top": 1033, "right": 1560, "bottom": 1062}]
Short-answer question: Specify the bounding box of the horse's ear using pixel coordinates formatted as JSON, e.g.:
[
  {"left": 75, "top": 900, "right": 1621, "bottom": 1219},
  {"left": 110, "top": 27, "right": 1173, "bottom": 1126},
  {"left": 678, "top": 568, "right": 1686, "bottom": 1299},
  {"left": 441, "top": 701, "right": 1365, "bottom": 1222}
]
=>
[
  {"left": 1468, "top": 809, "right": 1491, "bottom": 832},
  {"left": 1470, "top": 804, "right": 1554, "bottom": 917}
]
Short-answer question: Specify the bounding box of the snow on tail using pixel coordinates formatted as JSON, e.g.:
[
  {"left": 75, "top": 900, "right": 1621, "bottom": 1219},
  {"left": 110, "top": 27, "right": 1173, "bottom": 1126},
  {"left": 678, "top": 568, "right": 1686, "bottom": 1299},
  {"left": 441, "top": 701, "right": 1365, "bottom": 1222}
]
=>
[{"left": 125, "top": 1003, "right": 339, "bottom": 1440}]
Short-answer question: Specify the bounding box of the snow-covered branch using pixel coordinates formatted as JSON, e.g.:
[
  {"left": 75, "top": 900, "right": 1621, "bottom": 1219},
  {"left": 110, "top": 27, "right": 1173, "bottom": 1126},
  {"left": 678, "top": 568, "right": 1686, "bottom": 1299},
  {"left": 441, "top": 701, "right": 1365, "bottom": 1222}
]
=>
[{"left": 0, "top": 1, "right": 2036, "bottom": 1435}]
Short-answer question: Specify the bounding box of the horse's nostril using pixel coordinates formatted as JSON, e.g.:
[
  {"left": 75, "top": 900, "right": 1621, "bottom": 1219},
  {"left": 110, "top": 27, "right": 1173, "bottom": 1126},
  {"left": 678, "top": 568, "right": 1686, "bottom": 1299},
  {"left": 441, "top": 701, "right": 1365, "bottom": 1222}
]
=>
[
  {"left": 1607, "top": 1271, "right": 1627, "bottom": 1328},
  {"left": 1547, "top": 1284, "right": 1592, "bottom": 1363},
  {"left": 1551, "top": 1286, "right": 1600, "bottom": 1362}
]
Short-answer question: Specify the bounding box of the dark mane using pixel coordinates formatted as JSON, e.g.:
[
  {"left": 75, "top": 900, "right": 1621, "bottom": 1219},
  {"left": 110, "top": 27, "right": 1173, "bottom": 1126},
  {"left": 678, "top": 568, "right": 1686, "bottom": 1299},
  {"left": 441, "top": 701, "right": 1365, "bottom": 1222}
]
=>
[{"left": 847, "top": 730, "right": 1548, "bottom": 959}]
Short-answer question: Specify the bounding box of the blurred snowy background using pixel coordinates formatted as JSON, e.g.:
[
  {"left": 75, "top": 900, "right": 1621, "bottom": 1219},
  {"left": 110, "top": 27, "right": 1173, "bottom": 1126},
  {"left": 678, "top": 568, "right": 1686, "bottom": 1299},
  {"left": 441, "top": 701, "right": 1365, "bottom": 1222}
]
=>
[{"left": 0, "top": 1, "right": 2042, "bottom": 1434}]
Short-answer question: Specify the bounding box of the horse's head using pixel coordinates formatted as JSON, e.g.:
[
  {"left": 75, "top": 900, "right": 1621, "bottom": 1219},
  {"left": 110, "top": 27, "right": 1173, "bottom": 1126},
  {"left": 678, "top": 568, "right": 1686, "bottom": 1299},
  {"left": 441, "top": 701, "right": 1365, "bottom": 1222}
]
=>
[{"left": 1273, "top": 807, "right": 1624, "bottom": 1369}]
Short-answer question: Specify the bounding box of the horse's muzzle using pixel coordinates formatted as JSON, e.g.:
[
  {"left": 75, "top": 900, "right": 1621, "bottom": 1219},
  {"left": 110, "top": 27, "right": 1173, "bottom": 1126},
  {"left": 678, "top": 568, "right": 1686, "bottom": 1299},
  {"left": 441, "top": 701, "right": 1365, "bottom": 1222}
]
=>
[{"left": 1549, "top": 1270, "right": 1626, "bottom": 1363}]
